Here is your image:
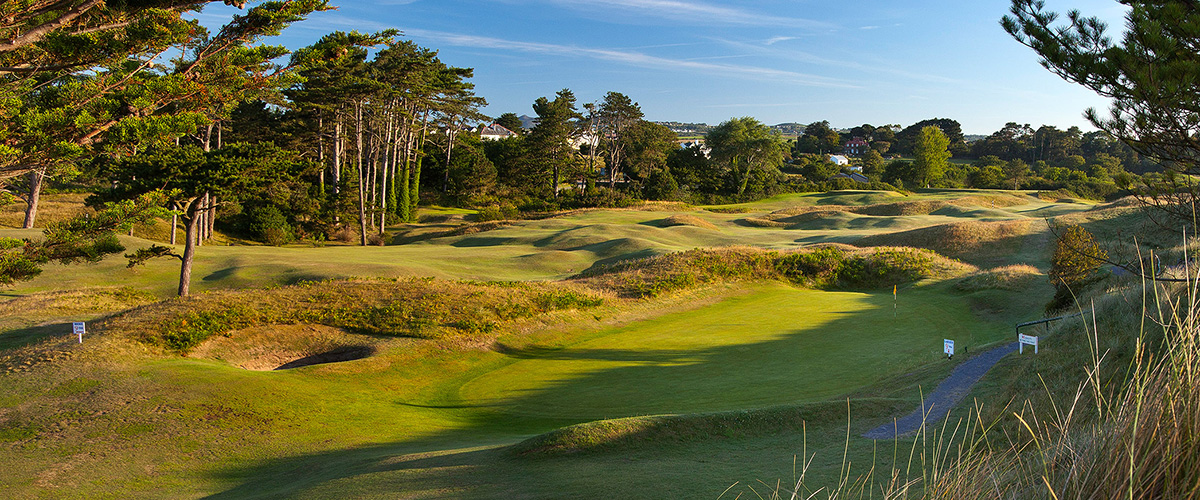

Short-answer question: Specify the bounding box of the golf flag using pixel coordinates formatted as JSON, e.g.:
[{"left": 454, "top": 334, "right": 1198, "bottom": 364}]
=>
[{"left": 893, "top": 285, "right": 897, "bottom": 298}]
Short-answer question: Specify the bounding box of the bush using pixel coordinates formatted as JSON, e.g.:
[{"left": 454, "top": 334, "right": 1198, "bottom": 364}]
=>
[
  {"left": 161, "top": 307, "right": 259, "bottom": 352},
  {"left": 1049, "top": 224, "right": 1107, "bottom": 288},
  {"left": 476, "top": 204, "right": 519, "bottom": 222},
  {"left": 776, "top": 246, "right": 949, "bottom": 289},
  {"left": 246, "top": 205, "right": 293, "bottom": 246}
]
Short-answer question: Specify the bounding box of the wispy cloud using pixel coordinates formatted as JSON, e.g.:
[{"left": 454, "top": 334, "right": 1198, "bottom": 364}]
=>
[
  {"left": 712, "top": 37, "right": 962, "bottom": 86},
  {"left": 402, "top": 28, "right": 859, "bottom": 88},
  {"left": 764, "top": 36, "right": 799, "bottom": 46},
  {"left": 537, "top": 0, "right": 837, "bottom": 29}
]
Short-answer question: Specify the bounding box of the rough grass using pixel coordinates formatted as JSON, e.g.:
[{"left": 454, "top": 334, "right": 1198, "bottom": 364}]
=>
[
  {"left": 0, "top": 193, "right": 89, "bottom": 229},
  {"left": 656, "top": 214, "right": 719, "bottom": 231},
  {"left": 854, "top": 219, "right": 1033, "bottom": 263},
  {"left": 575, "top": 245, "right": 974, "bottom": 297},
  {"left": 103, "top": 278, "right": 607, "bottom": 353},
  {"left": 954, "top": 264, "right": 1043, "bottom": 292},
  {"left": 188, "top": 324, "right": 385, "bottom": 371}
]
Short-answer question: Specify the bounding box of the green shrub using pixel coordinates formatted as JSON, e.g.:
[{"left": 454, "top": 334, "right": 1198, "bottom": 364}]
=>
[
  {"left": 776, "top": 247, "right": 944, "bottom": 289},
  {"left": 534, "top": 290, "right": 604, "bottom": 310},
  {"left": 476, "top": 204, "right": 518, "bottom": 222},
  {"left": 247, "top": 205, "right": 294, "bottom": 246},
  {"left": 306, "top": 302, "right": 443, "bottom": 338},
  {"left": 161, "top": 307, "right": 259, "bottom": 352},
  {"left": 776, "top": 247, "right": 845, "bottom": 286}
]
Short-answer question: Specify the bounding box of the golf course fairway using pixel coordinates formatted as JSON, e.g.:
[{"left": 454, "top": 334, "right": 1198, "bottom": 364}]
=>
[{"left": 459, "top": 282, "right": 1003, "bottom": 419}]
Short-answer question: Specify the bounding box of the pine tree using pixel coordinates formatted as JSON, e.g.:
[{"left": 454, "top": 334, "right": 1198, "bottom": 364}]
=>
[
  {"left": 1004, "top": 0, "right": 1200, "bottom": 224},
  {"left": 528, "top": 89, "right": 581, "bottom": 198}
]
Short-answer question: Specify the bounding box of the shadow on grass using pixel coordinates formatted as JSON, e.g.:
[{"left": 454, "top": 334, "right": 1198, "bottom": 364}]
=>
[
  {"left": 0, "top": 322, "right": 76, "bottom": 351},
  {"left": 493, "top": 342, "right": 697, "bottom": 362},
  {"left": 198, "top": 286, "right": 1001, "bottom": 498}
]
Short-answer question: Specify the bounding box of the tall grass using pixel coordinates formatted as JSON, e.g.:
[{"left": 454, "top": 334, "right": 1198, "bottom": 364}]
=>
[{"left": 745, "top": 253, "right": 1200, "bottom": 499}]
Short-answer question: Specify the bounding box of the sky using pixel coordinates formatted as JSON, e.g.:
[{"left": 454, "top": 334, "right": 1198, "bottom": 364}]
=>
[{"left": 192, "top": 0, "right": 1131, "bottom": 135}]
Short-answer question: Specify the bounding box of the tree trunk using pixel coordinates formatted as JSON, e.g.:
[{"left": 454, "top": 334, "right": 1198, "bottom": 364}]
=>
[
  {"left": 208, "top": 194, "right": 216, "bottom": 241},
  {"left": 318, "top": 113, "right": 326, "bottom": 195},
  {"left": 178, "top": 200, "right": 201, "bottom": 297},
  {"left": 333, "top": 115, "right": 343, "bottom": 195},
  {"left": 380, "top": 109, "right": 393, "bottom": 232},
  {"left": 411, "top": 111, "right": 429, "bottom": 219},
  {"left": 442, "top": 125, "right": 456, "bottom": 193},
  {"left": 355, "top": 101, "right": 368, "bottom": 246},
  {"left": 203, "top": 122, "right": 214, "bottom": 152},
  {"left": 22, "top": 168, "right": 45, "bottom": 229},
  {"left": 196, "top": 193, "right": 206, "bottom": 247},
  {"left": 553, "top": 162, "right": 561, "bottom": 198}
]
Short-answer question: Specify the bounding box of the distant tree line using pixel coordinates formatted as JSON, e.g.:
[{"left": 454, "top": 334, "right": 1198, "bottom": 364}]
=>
[{"left": 0, "top": 0, "right": 1164, "bottom": 295}]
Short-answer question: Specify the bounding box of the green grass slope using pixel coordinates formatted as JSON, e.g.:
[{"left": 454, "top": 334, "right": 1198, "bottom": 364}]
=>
[{"left": 0, "top": 189, "right": 1104, "bottom": 498}]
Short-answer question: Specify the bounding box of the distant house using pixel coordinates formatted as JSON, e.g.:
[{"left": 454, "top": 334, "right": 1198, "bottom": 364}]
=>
[
  {"left": 479, "top": 123, "right": 517, "bottom": 141},
  {"left": 844, "top": 137, "right": 869, "bottom": 156},
  {"left": 828, "top": 154, "right": 850, "bottom": 166},
  {"left": 831, "top": 172, "right": 869, "bottom": 183}
]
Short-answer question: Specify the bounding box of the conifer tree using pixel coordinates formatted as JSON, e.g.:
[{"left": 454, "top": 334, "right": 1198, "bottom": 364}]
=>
[{"left": 1004, "top": 0, "right": 1200, "bottom": 223}]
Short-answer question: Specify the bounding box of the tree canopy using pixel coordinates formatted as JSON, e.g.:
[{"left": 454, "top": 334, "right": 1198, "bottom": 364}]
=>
[
  {"left": 1004, "top": 0, "right": 1200, "bottom": 224},
  {"left": 706, "top": 117, "right": 785, "bottom": 198}
]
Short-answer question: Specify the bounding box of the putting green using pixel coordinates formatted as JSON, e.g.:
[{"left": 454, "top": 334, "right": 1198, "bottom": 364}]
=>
[{"left": 458, "top": 282, "right": 1002, "bottom": 419}]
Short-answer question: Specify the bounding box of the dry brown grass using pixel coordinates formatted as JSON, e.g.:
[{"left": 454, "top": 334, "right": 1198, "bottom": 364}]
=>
[
  {"left": 0, "top": 193, "right": 90, "bottom": 228},
  {"left": 188, "top": 324, "right": 390, "bottom": 371},
  {"left": 747, "top": 195, "right": 1033, "bottom": 230},
  {"left": 0, "top": 287, "right": 156, "bottom": 322},
  {"left": 852, "top": 200, "right": 954, "bottom": 216},
  {"left": 577, "top": 244, "right": 974, "bottom": 297},
  {"left": 954, "top": 264, "right": 1042, "bottom": 292},
  {"left": 658, "top": 214, "right": 719, "bottom": 231},
  {"left": 854, "top": 220, "right": 1034, "bottom": 262},
  {"left": 739, "top": 217, "right": 789, "bottom": 228},
  {"left": 949, "top": 194, "right": 1033, "bottom": 208},
  {"left": 102, "top": 277, "right": 610, "bottom": 353}
]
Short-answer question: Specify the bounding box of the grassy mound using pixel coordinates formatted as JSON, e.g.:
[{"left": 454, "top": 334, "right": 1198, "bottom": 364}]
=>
[
  {"left": 187, "top": 324, "right": 385, "bottom": 370},
  {"left": 512, "top": 399, "right": 898, "bottom": 456},
  {"left": 737, "top": 216, "right": 788, "bottom": 228},
  {"left": 949, "top": 194, "right": 1032, "bottom": 208},
  {"left": 854, "top": 219, "right": 1033, "bottom": 263},
  {"left": 739, "top": 195, "right": 1032, "bottom": 231},
  {"left": 104, "top": 278, "right": 606, "bottom": 353},
  {"left": 852, "top": 200, "right": 953, "bottom": 216},
  {"left": 575, "top": 245, "right": 973, "bottom": 297},
  {"left": 655, "top": 215, "right": 719, "bottom": 231},
  {"left": 955, "top": 264, "right": 1042, "bottom": 292}
]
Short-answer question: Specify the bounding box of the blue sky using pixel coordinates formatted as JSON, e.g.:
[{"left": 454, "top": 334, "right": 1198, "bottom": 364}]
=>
[{"left": 194, "top": 0, "right": 1129, "bottom": 135}]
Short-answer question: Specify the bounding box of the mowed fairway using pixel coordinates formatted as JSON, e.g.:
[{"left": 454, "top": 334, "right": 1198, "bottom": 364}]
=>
[{"left": 460, "top": 282, "right": 1001, "bottom": 419}]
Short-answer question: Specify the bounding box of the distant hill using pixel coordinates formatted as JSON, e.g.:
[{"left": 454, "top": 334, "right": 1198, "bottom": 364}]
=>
[{"left": 519, "top": 114, "right": 537, "bottom": 130}]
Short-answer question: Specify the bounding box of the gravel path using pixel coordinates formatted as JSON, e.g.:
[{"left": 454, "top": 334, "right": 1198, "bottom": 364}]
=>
[{"left": 862, "top": 342, "right": 1018, "bottom": 440}]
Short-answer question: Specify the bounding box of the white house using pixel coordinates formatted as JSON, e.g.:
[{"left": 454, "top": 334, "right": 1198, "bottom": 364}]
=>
[
  {"left": 479, "top": 123, "right": 518, "bottom": 141},
  {"left": 828, "top": 154, "right": 850, "bottom": 166}
]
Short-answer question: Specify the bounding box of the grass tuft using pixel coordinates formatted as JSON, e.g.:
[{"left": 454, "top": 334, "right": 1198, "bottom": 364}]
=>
[
  {"left": 954, "top": 264, "right": 1043, "bottom": 292},
  {"left": 106, "top": 278, "right": 608, "bottom": 353}
]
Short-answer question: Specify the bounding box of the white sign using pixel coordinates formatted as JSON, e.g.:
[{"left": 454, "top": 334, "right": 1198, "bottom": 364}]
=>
[
  {"left": 72, "top": 322, "right": 85, "bottom": 343},
  {"left": 944, "top": 339, "right": 954, "bottom": 357},
  {"left": 1019, "top": 333, "right": 1038, "bottom": 354}
]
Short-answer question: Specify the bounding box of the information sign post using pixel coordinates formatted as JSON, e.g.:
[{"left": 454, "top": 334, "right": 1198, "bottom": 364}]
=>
[{"left": 1019, "top": 333, "right": 1038, "bottom": 354}]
